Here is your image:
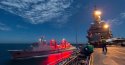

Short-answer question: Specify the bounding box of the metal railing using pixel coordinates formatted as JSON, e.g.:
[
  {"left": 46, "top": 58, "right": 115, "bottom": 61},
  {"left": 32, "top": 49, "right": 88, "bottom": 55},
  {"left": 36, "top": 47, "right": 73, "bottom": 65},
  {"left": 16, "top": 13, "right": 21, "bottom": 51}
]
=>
[{"left": 60, "top": 53, "right": 93, "bottom": 65}]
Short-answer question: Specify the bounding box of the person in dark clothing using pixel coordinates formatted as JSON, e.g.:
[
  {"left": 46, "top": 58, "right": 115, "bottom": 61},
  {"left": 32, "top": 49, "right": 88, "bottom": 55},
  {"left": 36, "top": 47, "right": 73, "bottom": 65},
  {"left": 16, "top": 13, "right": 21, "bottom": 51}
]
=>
[
  {"left": 102, "top": 39, "right": 107, "bottom": 53},
  {"left": 79, "top": 44, "right": 94, "bottom": 56},
  {"left": 84, "top": 45, "right": 94, "bottom": 56}
]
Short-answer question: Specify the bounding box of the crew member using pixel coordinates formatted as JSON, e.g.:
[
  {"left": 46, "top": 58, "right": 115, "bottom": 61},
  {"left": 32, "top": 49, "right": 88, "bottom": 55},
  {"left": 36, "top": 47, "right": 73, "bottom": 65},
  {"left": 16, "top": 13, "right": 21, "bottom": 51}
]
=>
[{"left": 102, "top": 39, "right": 107, "bottom": 53}]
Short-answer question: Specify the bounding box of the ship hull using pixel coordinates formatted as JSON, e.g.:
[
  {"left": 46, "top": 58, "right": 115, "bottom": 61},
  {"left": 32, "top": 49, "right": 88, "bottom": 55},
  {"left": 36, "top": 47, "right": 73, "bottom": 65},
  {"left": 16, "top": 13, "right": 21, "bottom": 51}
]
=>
[{"left": 8, "top": 48, "right": 75, "bottom": 59}]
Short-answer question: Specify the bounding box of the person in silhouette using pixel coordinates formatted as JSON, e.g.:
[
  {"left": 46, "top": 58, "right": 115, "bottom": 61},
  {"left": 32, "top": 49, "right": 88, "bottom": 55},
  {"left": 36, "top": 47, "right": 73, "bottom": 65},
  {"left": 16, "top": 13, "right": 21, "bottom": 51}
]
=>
[{"left": 102, "top": 39, "right": 107, "bottom": 54}]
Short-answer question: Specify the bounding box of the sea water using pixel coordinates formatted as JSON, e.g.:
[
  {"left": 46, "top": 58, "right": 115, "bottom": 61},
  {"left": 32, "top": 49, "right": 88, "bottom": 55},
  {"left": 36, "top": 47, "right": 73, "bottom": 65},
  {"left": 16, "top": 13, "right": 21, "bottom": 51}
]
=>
[{"left": 0, "top": 44, "right": 44, "bottom": 65}]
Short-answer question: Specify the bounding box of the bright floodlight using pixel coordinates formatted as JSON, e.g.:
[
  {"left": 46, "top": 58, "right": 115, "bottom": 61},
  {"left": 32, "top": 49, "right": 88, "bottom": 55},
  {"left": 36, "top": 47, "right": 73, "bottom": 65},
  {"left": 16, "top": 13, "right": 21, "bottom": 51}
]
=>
[
  {"left": 94, "top": 10, "right": 102, "bottom": 16},
  {"left": 103, "top": 24, "right": 109, "bottom": 29}
]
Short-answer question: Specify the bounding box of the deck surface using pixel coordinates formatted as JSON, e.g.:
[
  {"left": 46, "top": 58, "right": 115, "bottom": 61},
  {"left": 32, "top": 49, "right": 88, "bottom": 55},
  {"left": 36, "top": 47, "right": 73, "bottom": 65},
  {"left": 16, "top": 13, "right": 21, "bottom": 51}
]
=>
[{"left": 93, "top": 46, "right": 125, "bottom": 65}]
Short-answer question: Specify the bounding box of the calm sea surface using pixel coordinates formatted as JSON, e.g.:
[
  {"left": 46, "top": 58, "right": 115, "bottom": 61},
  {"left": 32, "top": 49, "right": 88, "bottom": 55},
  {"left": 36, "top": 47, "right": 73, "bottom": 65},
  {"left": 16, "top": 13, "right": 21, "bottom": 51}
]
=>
[{"left": 0, "top": 44, "right": 35, "bottom": 65}]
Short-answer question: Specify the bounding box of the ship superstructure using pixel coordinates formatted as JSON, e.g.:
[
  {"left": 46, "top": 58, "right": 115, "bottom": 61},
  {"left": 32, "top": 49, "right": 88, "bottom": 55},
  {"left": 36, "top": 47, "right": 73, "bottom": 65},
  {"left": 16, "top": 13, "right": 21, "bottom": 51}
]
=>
[{"left": 87, "top": 7, "right": 112, "bottom": 47}]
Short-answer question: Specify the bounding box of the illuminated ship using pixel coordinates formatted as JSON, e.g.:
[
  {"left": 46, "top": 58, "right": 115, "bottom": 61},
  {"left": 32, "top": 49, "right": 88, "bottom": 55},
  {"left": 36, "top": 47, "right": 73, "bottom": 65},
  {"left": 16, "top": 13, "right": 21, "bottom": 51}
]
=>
[
  {"left": 87, "top": 7, "right": 112, "bottom": 47},
  {"left": 8, "top": 37, "right": 76, "bottom": 59}
]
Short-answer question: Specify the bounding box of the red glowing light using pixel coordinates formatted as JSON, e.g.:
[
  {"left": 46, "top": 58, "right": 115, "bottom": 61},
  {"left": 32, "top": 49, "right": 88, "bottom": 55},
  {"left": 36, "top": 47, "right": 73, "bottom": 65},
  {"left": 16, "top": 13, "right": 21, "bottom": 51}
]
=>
[
  {"left": 39, "top": 50, "right": 73, "bottom": 65},
  {"left": 47, "top": 50, "right": 73, "bottom": 65},
  {"left": 39, "top": 38, "right": 73, "bottom": 65},
  {"left": 50, "top": 39, "right": 57, "bottom": 50}
]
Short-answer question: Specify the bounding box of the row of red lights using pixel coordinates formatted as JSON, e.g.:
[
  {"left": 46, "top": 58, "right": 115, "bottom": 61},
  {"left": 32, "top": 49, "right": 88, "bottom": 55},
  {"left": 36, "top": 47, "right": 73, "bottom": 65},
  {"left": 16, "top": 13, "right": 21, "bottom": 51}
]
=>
[{"left": 50, "top": 39, "right": 72, "bottom": 50}]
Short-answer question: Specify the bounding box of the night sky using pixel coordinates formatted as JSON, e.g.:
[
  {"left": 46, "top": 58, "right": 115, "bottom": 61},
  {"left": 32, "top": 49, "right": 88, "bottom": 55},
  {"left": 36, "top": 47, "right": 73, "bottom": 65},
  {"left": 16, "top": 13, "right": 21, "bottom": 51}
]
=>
[{"left": 0, "top": 0, "right": 125, "bottom": 43}]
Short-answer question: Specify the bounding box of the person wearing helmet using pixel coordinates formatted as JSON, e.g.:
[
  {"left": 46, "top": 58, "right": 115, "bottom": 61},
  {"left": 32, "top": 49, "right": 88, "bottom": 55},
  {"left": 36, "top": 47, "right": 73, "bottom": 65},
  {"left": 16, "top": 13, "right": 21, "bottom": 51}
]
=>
[{"left": 83, "top": 44, "right": 94, "bottom": 56}]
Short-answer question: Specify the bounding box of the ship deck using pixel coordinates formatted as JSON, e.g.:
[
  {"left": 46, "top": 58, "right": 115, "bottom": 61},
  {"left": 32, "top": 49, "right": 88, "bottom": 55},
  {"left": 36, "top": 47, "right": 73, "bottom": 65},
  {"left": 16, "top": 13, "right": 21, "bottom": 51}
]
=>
[{"left": 92, "top": 46, "right": 125, "bottom": 65}]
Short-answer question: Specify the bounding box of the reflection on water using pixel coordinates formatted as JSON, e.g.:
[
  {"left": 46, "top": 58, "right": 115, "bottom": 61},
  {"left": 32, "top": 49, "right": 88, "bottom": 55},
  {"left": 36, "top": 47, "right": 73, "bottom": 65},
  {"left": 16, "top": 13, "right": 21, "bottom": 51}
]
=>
[
  {"left": 46, "top": 51, "right": 72, "bottom": 65},
  {"left": 4, "top": 51, "right": 72, "bottom": 65}
]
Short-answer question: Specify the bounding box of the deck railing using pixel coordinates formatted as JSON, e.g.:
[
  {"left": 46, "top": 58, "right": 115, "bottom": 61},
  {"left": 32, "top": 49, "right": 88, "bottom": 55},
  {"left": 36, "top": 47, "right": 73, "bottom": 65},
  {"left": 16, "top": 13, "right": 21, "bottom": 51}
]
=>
[{"left": 60, "top": 53, "right": 93, "bottom": 65}]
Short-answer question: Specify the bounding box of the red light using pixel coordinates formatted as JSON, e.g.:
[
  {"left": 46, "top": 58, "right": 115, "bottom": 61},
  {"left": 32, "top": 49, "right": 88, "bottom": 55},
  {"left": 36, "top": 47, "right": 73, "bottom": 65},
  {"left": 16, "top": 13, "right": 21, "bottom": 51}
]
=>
[
  {"left": 40, "top": 50, "right": 73, "bottom": 65},
  {"left": 50, "top": 39, "right": 57, "bottom": 50},
  {"left": 47, "top": 51, "right": 73, "bottom": 65}
]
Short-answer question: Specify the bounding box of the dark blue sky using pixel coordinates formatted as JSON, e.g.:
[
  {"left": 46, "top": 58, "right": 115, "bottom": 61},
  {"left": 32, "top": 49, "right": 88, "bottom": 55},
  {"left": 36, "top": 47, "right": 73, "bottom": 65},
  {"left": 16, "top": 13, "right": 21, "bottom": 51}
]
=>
[{"left": 0, "top": 0, "right": 125, "bottom": 43}]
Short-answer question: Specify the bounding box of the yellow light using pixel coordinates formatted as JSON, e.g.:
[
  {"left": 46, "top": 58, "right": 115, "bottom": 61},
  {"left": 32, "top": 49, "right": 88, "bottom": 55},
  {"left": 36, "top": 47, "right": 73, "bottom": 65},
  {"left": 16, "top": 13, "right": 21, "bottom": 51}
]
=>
[
  {"left": 103, "top": 24, "right": 109, "bottom": 29},
  {"left": 94, "top": 10, "right": 102, "bottom": 16}
]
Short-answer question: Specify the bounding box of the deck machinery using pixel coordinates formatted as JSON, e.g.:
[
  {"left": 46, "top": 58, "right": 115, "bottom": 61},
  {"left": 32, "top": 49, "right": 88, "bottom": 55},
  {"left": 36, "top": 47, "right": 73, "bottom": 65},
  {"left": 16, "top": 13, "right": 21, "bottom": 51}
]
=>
[{"left": 87, "top": 7, "right": 112, "bottom": 47}]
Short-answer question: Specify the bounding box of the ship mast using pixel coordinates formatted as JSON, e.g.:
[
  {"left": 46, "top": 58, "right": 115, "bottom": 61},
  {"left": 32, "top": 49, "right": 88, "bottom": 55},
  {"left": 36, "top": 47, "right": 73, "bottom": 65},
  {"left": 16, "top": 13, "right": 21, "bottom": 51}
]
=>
[{"left": 93, "top": 6, "right": 102, "bottom": 24}]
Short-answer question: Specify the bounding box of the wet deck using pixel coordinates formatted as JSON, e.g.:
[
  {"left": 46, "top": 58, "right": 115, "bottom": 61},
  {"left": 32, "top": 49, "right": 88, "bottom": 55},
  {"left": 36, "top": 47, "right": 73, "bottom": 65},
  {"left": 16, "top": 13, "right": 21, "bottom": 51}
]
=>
[{"left": 93, "top": 46, "right": 125, "bottom": 65}]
